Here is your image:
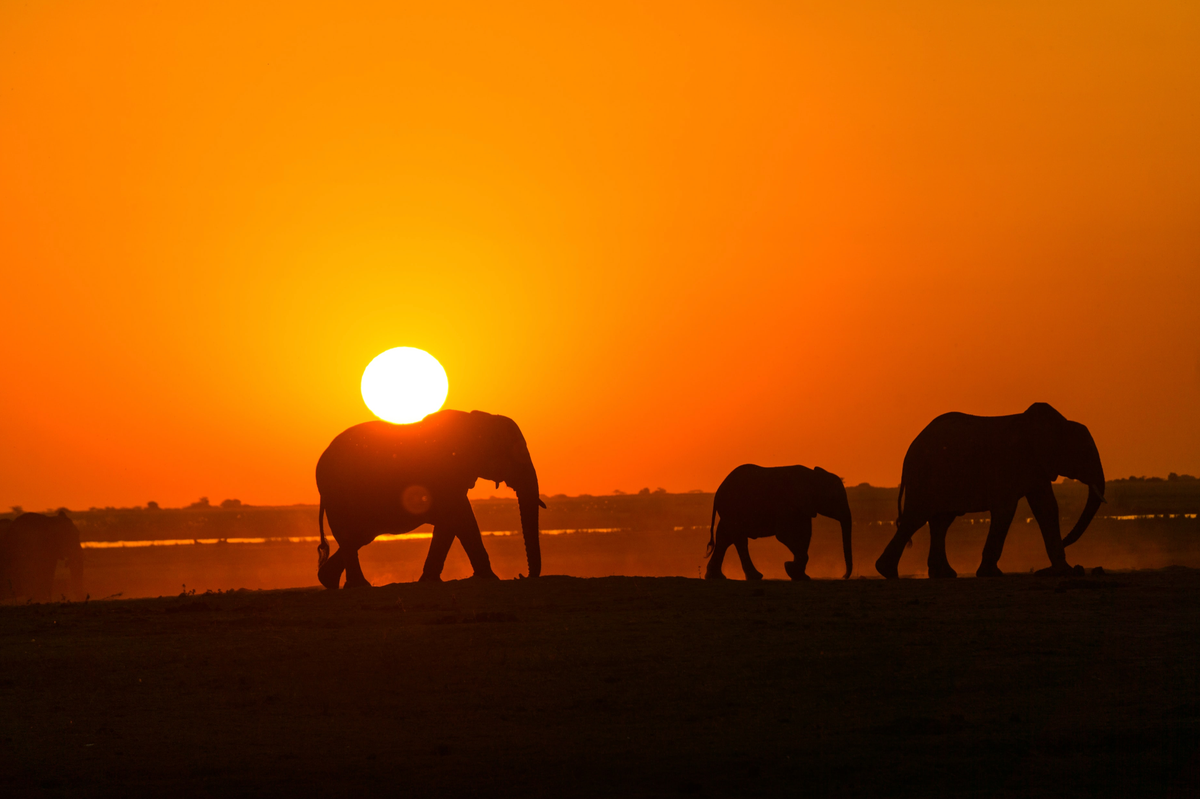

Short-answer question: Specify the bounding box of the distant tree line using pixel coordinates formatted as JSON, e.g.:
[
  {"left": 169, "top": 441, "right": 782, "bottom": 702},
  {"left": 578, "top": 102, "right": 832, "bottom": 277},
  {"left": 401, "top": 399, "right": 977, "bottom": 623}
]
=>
[
  {"left": 1112, "top": 474, "right": 1198, "bottom": 483},
  {"left": 3, "top": 481, "right": 1197, "bottom": 540}
]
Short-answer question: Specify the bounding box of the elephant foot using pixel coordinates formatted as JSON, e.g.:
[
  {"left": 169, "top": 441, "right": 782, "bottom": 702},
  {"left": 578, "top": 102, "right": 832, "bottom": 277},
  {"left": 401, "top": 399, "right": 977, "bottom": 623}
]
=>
[
  {"left": 976, "top": 563, "right": 1004, "bottom": 578},
  {"left": 704, "top": 569, "right": 727, "bottom": 581},
  {"left": 417, "top": 573, "right": 443, "bottom": 583},
  {"left": 343, "top": 577, "right": 372, "bottom": 589},
  {"left": 744, "top": 571, "right": 764, "bottom": 581},
  {"left": 928, "top": 564, "right": 957, "bottom": 579},
  {"left": 875, "top": 556, "right": 899, "bottom": 580},
  {"left": 783, "top": 562, "right": 810, "bottom": 581}
]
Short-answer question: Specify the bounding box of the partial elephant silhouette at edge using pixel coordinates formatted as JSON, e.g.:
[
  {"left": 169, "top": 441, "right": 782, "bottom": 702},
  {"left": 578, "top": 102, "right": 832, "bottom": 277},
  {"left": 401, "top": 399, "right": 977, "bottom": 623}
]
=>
[
  {"left": 0, "top": 510, "right": 84, "bottom": 602},
  {"left": 875, "top": 402, "right": 1105, "bottom": 579},
  {"left": 315, "top": 409, "right": 545, "bottom": 588},
  {"left": 706, "top": 464, "right": 853, "bottom": 581}
]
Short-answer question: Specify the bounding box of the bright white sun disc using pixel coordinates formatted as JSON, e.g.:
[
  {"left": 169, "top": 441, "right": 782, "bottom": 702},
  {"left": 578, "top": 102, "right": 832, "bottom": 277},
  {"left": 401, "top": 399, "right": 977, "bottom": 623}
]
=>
[{"left": 360, "top": 347, "right": 449, "bottom": 424}]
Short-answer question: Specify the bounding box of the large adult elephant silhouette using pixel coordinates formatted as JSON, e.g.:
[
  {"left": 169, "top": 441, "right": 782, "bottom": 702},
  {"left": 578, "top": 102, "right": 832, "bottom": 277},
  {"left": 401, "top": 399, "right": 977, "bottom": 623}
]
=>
[
  {"left": 0, "top": 511, "right": 84, "bottom": 601},
  {"left": 315, "top": 409, "right": 544, "bottom": 588},
  {"left": 875, "top": 403, "right": 1105, "bottom": 579},
  {"left": 706, "top": 464, "right": 853, "bottom": 581}
]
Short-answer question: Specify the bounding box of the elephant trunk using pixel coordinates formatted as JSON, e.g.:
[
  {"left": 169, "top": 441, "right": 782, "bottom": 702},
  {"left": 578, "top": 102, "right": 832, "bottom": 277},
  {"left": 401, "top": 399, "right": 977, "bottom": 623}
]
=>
[
  {"left": 839, "top": 512, "right": 853, "bottom": 580},
  {"left": 511, "top": 462, "right": 543, "bottom": 578},
  {"left": 1062, "top": 481, "right": 1104, "bottom": 547},
  {"left": 517, "top": 493, "right": 542, "bottom": 578}
]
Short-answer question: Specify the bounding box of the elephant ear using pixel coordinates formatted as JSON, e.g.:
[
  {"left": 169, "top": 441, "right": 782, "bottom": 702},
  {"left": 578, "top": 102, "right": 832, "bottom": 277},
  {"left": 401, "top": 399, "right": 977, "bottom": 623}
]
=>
[
  {"left": 490, "top": 415, "right": 533, "bottom": 467},
  {"left": 814, "top": 466, "right": 843, "bottom": 484},
  {"left": 466, "top": 411, "right": 529, "bottom": 478},
  {"left": 1067, "top": 420, "right": 1105, "bottom": 488},
  {"left": 1023, "top": 403, "right": 1068, "bottom": 480}
]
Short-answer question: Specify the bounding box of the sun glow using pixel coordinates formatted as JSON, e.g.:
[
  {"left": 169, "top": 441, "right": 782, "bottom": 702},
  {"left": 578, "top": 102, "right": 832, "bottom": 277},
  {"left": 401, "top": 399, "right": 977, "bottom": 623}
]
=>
[{"left": 360, "top": 347, "right": 449, "bottom": 424}]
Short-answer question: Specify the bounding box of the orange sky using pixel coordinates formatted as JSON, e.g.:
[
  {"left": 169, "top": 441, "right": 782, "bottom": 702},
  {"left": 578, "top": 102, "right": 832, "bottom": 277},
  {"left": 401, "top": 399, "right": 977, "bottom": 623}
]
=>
[{"left": 2, "top": 1, "right": 1198, "bottom": 510}]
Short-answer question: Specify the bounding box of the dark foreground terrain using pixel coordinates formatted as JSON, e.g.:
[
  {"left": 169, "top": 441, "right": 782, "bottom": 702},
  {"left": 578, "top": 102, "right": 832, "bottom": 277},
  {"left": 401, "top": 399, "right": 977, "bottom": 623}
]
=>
[{"left": 3, "top": 571, "right": 1199, "bottom": 798}]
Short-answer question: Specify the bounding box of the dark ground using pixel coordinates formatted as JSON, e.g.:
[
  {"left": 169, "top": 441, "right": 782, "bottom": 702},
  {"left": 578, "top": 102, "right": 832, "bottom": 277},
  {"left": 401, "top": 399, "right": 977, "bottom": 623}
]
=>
[{"left": 2, "top": 570, "right": 1199, "bottom": 797}]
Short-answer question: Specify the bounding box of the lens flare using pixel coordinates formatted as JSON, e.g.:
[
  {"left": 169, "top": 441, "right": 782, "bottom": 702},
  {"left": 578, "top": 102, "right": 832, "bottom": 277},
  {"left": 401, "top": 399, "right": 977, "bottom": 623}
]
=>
[{"left": 360, "top": 347, "right": 449, "bottom": 424}]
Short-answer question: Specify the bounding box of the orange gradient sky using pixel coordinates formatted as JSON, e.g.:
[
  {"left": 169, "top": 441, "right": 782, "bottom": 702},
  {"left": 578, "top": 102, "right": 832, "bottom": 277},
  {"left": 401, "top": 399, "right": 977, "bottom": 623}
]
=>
[{"left": 2, "top": 1, "right": 1198, "bottom": 510}]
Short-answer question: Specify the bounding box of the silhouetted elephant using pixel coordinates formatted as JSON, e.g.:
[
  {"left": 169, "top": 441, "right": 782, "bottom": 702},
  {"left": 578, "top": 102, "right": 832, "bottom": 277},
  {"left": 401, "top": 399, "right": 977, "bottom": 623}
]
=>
[
  {"left": 316, "top": 409, "right": 545, "bottom": 588},
  {"left": 705, "top": 464, "right": 853, "bottom": 581},
  {"left": 0, "top": 511, "right": 84, "bottom": 601},
  {"left": 875, "top": 403, "right": 1105, "bottom": 579}
]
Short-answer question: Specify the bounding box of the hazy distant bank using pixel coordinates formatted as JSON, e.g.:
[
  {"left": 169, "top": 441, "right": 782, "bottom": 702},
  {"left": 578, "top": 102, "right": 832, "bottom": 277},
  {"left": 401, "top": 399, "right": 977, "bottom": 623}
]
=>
[
  {"left": 53, "top": 517, "right": 1199, "bottom": 601},
  {"left": 7, "top": 478, "right": 1196, "bottom": 600},
  {"left": 5, "top": 477, "right": 1196, "bottom": 544}
]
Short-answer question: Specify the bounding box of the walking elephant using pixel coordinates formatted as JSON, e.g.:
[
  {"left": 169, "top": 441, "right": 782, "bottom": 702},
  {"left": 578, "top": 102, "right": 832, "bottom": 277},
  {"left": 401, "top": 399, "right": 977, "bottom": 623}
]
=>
[
  {"left": 0, "top": 511, "right": 84, "bottom": 601},
  {"left": 315, "top": 409, "right": 545, "bottom": 588},
  {"left": 705, "top": 464, "right": 853, "bottom": 581},
  {"left": 875, "top": 403, "right": 1105, "bottom": 579}
]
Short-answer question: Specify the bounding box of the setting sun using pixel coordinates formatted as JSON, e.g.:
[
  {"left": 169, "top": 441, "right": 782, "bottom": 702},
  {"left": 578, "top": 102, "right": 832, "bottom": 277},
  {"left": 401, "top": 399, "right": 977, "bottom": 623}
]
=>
[{"left": 360, "top": 347, "right": 449, "bottom": 424}]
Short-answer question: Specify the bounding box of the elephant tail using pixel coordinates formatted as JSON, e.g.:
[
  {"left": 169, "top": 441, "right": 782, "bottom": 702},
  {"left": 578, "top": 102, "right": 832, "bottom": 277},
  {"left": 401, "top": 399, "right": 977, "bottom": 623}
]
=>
[
  {"left": 317, "top": 500, "right": 330, "bottom": 568},
  {"left": 896, "top": 481, "right": 906, "bottom": 518},
  {"left": 706, "top": 504, "right": 717, "bottom": 558}
]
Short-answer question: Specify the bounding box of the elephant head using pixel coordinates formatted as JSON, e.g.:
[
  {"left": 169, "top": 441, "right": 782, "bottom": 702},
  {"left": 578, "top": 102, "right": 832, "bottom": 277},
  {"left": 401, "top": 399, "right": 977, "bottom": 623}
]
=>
[
  {"left": 465, "top": 411, "right": 546, "bottom": 578},
  {"left": 814, "top": 467, "right": 854, "bottom": 579},
  {"left": 51, "top": 511, "right": 85, "bottom": 598},
  {"left": 1025, "top": 403, "right": 1105, "bottom": 547},
  {"left": 1, "top": 510, "right": 83, "bottom": 601}
]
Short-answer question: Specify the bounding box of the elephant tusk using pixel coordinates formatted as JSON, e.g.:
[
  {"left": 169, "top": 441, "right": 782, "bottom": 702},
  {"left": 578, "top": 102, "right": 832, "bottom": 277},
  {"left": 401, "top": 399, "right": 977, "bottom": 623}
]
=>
[
  {"left": 495, "top": 480, "right": 500, "bottom": 489},
  {"left": 538, "top": 499, "right": 547, "bottom": 509}
]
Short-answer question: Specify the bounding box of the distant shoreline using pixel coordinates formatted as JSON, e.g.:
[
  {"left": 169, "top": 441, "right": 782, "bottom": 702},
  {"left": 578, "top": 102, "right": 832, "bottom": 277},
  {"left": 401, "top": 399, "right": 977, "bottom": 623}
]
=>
[{"left": 4, "top": 479, "right": 1196, "bottom": 543}]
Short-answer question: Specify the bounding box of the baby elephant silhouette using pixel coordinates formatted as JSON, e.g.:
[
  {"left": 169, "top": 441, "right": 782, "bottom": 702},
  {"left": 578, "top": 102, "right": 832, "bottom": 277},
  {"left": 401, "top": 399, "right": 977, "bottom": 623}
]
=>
[{"left": 706, "top": 464, "right": 853, "bottom": 581}]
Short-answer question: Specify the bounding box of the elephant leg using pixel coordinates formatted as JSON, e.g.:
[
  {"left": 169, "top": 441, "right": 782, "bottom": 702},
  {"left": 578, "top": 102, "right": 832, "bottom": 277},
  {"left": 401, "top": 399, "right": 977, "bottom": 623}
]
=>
[
  {"left": 1027, "top": 482, "right": 1075, "bottom": 575},
  {"left": 733, "top": 535, "right": 763, "bottom": 581},
  {"left": 419, "top": 526, "right": 457, "bottom": 582},
  {"left": 451, "top": 499, "right": 498, "bottom": 580},
  {"left": 778, "top": 518, "right": 813, "bottom": 581},
  {"left": 318, "top": 547, "right": 346, "bottom": 590},
  {"left": 705, "top": 520, "right": 735, "bottom": 580},
  {"left": 927, "top": 513, "right": 957, "bottom": 578},
  {"left": 33, "top": 553, "right": 56, "bottom": 602},
  {"left": 978, "top": 500, "right": 1018, "bottom": 576},
  {"left": 343, "top": 548, "right": 371, "bottom": 589},
  {"left": 876, "top": 514, "right": 927, "bottom": 579}
]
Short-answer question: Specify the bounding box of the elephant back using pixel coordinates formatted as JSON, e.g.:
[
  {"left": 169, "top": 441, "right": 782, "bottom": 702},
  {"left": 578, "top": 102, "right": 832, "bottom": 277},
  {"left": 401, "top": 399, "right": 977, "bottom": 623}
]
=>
[
  {"left": 902, "top": 410, "right": 1050, "bottom": 515},
  {"left": 716, "top": 463, "right": 822, "bottom": 520},
  {"left": 316, "top": 411, "right": 483, "bottom": 499}
]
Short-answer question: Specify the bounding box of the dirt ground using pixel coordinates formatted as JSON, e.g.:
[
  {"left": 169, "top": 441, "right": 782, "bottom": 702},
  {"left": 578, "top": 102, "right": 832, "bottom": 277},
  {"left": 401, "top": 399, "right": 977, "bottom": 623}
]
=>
[{"left": 2, "top": 569, "right": 1198, "bottom": 797}]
